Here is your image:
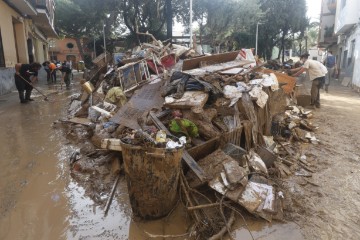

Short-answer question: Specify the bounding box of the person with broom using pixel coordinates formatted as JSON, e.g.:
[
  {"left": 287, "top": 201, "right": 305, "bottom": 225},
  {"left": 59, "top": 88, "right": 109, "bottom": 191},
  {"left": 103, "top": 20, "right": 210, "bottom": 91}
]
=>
[{"left": 14, "top": 62, "right": 42, "bottom": 103}]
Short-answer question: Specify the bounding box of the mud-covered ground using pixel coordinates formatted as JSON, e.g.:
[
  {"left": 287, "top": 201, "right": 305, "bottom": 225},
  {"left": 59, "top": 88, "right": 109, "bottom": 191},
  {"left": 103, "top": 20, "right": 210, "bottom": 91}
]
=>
[
  {"left": 284, "top": 81, "right": 360, "bottom": 240},
  {"left": 0, "top": 74, "right": 359, "bottom": 239}
]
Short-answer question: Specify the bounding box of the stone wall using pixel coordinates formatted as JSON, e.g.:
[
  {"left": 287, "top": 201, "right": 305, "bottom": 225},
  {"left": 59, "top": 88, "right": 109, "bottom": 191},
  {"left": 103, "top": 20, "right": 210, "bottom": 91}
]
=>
[{"left": 0, "top": 68, "right": 15, "bottom": 95}]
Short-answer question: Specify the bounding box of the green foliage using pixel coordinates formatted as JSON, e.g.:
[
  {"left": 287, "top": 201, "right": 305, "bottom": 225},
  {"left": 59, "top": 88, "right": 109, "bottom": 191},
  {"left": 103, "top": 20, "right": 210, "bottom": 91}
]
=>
[
  {"left": 54, "top": 0, "right": 308, "bottom": 60},
  {"left": 176, "top": 0, "right": 263, "bottom": 46},
  {"left": 258, "top": 0, "right": 309, "bottom": 60}
]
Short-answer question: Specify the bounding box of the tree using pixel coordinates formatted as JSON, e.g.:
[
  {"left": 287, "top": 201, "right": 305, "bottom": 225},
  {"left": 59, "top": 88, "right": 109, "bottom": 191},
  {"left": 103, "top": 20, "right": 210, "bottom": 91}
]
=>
[
  {"left": 258, "top": 0, "right": 308, "bottom": 61},
  {"left": 55, "top": 0, "right": 124, "bottom": 59},
  {"left": 174, "top": 0, "right": 263, "bottom": 49}
]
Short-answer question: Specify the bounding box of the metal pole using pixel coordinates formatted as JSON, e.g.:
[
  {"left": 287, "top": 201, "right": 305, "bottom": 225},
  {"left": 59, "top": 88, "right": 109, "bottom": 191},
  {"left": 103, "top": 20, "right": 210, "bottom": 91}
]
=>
[
  {"left": 256, "top": 22, "right": 259, "bottom": 56},
  {"left": 103, "top": 24, "right": 106, "bottom": 63},
  {"left": 189, "top": 0, "right": 193, "bottom": 48},
  {"left": 93, "top": 37, "right": 96, "bottom": 59}
]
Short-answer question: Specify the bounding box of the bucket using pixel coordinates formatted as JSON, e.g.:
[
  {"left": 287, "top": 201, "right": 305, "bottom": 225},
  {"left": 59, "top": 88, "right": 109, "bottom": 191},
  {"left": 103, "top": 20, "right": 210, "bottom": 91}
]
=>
[
  {"left": 82, "top": 82, "right": 95, "bottom": 94},
  {"left": 120, "top": 141, "right": 184, "bottom": 220}
]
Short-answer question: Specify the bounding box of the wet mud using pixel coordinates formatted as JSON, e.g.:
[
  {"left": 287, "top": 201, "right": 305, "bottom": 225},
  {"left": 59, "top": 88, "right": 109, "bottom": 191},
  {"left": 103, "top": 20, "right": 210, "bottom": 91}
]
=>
[{"left": 284, "top": 81, "right": 360, "bottom": 240}]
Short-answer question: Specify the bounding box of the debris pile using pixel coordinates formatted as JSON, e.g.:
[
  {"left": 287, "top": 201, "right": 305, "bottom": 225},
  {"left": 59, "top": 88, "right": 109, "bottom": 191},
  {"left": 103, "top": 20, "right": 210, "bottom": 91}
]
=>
[{"left": 57, "top": 33, "right": 320, "bottom": 239}]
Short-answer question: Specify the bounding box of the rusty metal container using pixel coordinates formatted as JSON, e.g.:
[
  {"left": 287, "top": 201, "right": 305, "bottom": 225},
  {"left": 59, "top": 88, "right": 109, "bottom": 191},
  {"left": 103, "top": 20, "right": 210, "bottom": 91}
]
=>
[{"left": 120, "top": 141, "right": 183, "bottom": 220}]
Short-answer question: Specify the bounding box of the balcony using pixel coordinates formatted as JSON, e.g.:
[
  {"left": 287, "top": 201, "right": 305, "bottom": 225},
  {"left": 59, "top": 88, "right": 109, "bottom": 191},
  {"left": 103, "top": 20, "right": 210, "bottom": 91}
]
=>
[
  {"left": 6, "top": 0, "right": 38, "bottom": 16},
  {"left": 318, "top": 25, "right": 337, "bottom": 47},
  {"left": 29, "top": 0, "right": 57, "bottom": 38},
  {"left": 335, "top": 0, "right": 358, "bottom": 34}
]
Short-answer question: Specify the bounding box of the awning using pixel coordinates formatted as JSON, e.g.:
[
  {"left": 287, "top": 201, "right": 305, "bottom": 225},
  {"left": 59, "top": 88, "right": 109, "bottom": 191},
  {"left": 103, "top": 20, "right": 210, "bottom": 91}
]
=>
[{"left": 7, "top": 0, "right": 37, "bottom": 16}]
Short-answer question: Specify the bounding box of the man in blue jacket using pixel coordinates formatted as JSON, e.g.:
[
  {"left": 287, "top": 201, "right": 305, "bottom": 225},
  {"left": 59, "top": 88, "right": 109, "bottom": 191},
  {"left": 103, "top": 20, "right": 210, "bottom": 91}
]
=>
[{"left": 323, "top": 51, "right": 338, "bottom": 93}]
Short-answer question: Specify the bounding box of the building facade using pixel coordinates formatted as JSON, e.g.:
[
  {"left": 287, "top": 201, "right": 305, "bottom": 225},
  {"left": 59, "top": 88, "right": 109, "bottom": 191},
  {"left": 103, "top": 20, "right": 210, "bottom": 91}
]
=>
[
  {"left": 334, "top": 0, "right": 360, "bottom": 88},
  {"left": 318, "top": 0, "right": 338, "bottom": 53},
  {"left": 0, "top": 0, "right": 57, "bottom": 95},
  {"left": 48, "top": 38, "right": 83, "bottom": 63}
]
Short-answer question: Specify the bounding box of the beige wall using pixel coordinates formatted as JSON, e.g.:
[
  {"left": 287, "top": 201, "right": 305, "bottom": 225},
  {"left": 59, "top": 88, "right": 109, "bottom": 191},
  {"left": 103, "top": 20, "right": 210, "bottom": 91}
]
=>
[
  {"left": 35, "top": 38, "right": 48, "bottom": 63},
  {"left": 0, "top": 1, "right": 23, "bottom": 67},
  {"left": 13, "top": 21, "right": 28, "bottom": 63},
  {"left": 0, "top": 1, "right": 51, "bottom": 66}
]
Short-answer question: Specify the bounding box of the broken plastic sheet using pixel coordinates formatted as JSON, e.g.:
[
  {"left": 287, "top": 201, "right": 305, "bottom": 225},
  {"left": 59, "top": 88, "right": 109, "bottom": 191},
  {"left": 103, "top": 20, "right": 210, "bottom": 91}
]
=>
[
  {"left": 249, "top": 85, "right": 269, "bottom": 108},
  {"left": 209, "top": 179, "right": 275, "bottom": 215},
  {"left": 166, "top": 136, "right": 187, "bottom": 149},
  {"left": 235, "top": 81, "right": 247, "bottom": 90},
  {"left": 237, "top": 49, "right": 256, "bottom": 68},
  {"left": 261, "top": 73, "right": 279, "bottom": 91},
  {"left": 164, "top": 91, "right": 209, "bottom": 109},
  {"left": 248, "top": 150, "right": 268, "bottom": 175},
  {"left": 223, "top": 85, "right": 243, "bottom": 106}
]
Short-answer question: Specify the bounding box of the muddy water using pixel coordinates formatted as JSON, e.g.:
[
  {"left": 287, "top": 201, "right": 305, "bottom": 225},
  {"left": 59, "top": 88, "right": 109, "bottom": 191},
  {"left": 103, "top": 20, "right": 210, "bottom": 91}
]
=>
[{"left": 0, "top": 82, "right": 303, "bottom": 240}]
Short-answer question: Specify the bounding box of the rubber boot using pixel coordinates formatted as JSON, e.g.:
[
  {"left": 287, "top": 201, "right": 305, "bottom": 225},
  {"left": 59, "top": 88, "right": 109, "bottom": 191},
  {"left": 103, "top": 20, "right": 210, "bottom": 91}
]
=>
[
  {"left": 25, "top": 91, "right": 34, "bottom": 101},
  {"left": 19, "top": 91, "right": 27, "bottom": 103}
]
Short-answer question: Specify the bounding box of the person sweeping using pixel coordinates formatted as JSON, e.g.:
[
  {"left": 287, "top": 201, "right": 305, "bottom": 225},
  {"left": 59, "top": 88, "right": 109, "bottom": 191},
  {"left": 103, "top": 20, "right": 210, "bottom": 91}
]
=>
[{"left": 14, "top": 62, "right": 41, "bottom": 103}]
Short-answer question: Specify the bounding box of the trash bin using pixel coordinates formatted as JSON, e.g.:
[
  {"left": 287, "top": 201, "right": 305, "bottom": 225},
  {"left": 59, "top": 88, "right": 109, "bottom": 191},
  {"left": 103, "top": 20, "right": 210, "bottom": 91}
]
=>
[
  {"left": 77, "top": 61, "right": 85, "bottom": 72},
  {"left": 120, "top": 141, "right": 184, "bottom": 220}
]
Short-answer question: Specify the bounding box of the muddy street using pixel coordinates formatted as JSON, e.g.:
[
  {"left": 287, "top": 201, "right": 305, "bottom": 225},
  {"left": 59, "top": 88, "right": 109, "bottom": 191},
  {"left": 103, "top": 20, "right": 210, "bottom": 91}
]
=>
[
  {"left": 0, "top": 78, "right": 190, "bottom": 240},
  {"left": 0, "top": 76, "right": 359, "bottom": 240},
  {"left": 290, "top": 81, "right": 360, "bottom": 240}
]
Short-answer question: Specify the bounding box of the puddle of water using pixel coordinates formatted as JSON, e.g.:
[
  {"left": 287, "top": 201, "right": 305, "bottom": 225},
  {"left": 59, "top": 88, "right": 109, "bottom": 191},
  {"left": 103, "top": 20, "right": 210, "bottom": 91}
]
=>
[{"left": 232, "top": 221, "right": 303, "bottom": 240}]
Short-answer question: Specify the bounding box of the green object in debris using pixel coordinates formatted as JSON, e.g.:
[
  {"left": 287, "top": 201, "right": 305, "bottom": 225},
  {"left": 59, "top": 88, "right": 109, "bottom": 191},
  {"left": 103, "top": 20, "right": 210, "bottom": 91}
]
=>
[
  {"left": 105, "top": 87, "right": 127, "bottom": 107},
  {"left": 169, "top": 118, "right": 199, "bottom": 138}
]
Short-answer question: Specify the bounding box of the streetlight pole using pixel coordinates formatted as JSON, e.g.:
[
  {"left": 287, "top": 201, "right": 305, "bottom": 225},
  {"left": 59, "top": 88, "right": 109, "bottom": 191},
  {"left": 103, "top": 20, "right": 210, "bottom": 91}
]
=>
[
  {"left": 255, "top": 22, "right": 261, "bottom": 56},
  {"left": 93, "top": 37, "right": 96, "bottom": 59},
  {"left": 189, "top": 0, "right": 193, "bottom": 48},
  {"left": 103, "top": 24, "right": 106, "bottom": 63},
  {"left": 103, "top": 14, "right": 110, "bottom": 63}
]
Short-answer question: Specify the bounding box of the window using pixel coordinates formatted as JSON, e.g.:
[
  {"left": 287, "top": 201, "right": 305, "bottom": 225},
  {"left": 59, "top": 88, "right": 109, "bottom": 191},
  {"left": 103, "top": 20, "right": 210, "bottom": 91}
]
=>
[{"left": 0, "top": 29, "right": 5, "bottom": 67}]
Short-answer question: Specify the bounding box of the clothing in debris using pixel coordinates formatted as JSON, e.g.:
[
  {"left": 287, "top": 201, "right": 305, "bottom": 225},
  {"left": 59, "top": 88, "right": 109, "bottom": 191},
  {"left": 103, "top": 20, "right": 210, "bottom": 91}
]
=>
[
  {"left": 104, "top": 87, "right": 127, "bottom": 107},
  {"left": 169, "top": 118, "right": 199, "bottom": 139}
]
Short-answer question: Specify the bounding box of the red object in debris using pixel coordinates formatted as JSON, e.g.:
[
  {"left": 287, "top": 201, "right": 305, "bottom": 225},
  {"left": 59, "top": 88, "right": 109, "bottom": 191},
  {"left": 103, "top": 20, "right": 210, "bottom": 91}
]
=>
[
  {"left": 146, "top": 60, "right": 164, "bottom": 74},
  {"left": 161, "top": 54, "right": 176, "bottom": 69}
]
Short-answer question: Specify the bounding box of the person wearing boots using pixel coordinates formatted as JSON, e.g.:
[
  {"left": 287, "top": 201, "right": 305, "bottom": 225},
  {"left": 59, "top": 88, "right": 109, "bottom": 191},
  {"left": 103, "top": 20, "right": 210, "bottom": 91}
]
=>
[{"left": 14, "top": 62, "right": 41, "bottom": 103}]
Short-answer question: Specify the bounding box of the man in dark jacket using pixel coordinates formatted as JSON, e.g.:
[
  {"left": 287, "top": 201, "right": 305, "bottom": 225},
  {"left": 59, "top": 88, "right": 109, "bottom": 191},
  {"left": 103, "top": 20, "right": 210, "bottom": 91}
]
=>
[
  {"left": 58, "top": 65, "right": 72, "bottom": 89},
  {"left": 15, "top": 62, "right": 42, "bottom": 103}
]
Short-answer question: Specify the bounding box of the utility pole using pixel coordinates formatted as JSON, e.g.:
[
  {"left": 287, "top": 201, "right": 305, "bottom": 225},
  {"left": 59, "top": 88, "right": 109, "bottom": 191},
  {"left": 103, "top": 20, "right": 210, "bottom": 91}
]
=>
[
  {"left": 256, "top": 22, "right": 260, "bottom": 56},
  {"left": 103, "top": 24, "right": 106, "bottom": 63},
  {"left": 189, "top": 0, "right": 193, "bottom": 48},
  {"left": 93, "top": 37, "right": 96, "bottom": 59},
  {"left": 166, "top": 0, "right": 173, "bottom": 42}
]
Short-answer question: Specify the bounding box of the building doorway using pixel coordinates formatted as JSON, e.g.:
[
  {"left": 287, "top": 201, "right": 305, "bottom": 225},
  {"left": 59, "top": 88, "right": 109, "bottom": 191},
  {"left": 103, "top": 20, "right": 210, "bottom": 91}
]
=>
[{"left": 27, "top": 38, "right": 34, "bottom": 63}]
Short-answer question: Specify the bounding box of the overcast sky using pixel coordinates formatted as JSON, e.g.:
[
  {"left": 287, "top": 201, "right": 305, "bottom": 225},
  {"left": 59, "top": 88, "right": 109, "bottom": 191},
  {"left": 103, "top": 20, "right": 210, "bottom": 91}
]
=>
[{"left": 306, "top": 0, "right": 322, "bottom": 22}]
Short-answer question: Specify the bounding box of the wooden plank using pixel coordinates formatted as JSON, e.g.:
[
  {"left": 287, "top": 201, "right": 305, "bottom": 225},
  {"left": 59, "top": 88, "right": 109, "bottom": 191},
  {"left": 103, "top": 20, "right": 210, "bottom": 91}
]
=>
[
  {"left": 149, "top": 112, "right": 207, "bottom": 182},
  {"left": 110, "top": 80, "right": 164, "bottom": 129},
  {"left": 63, "top": 117, "right": 92, "bottom": 126},
  {"left": 183, "top": 60, "right": 253, "bottom": 76},
  {"left": 182, "top": 51, "right": 239, "bottom": 71},
  {"left": 101, "top": 138, "right": 122, "bottom": 151},
  {"left": 187, "top": 137, "right": 220, "bottom": 161}
]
